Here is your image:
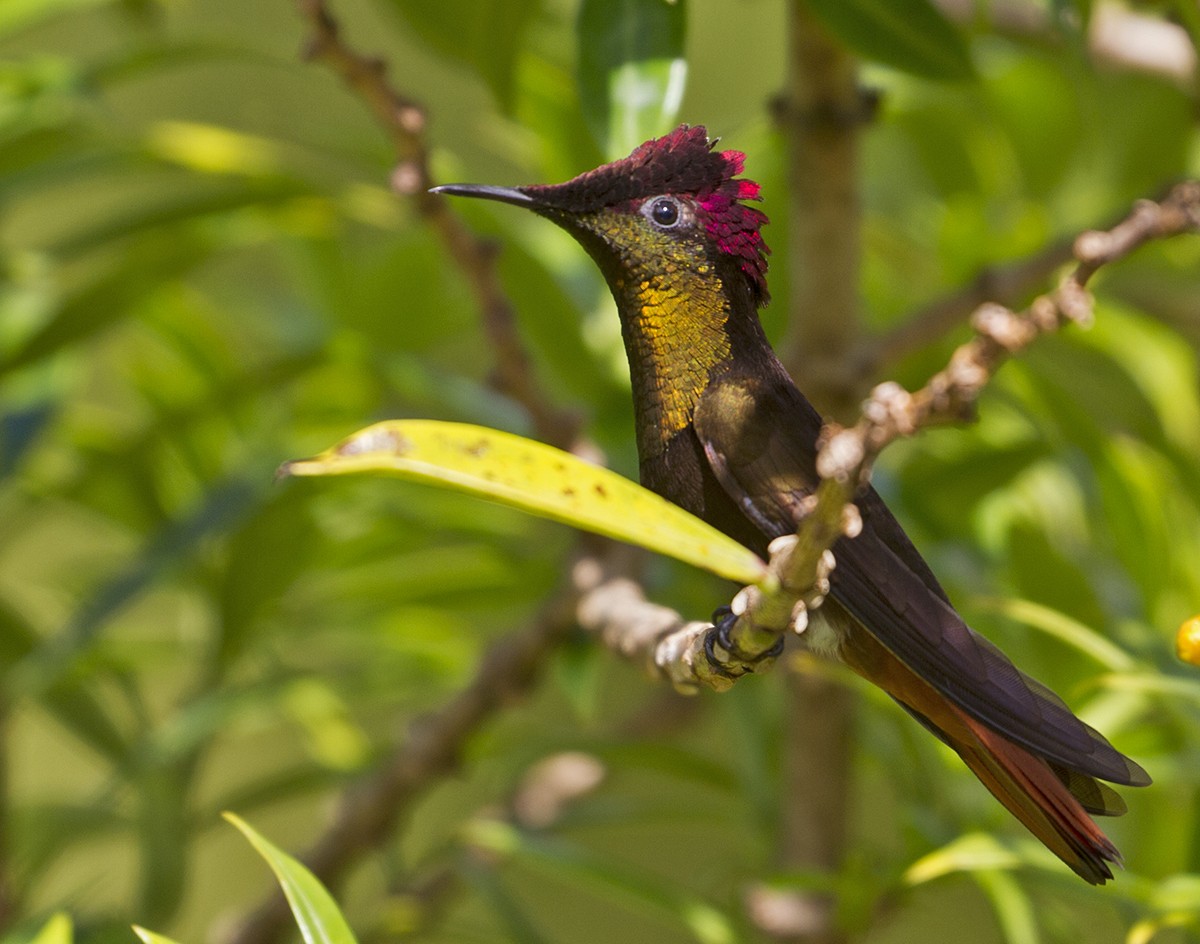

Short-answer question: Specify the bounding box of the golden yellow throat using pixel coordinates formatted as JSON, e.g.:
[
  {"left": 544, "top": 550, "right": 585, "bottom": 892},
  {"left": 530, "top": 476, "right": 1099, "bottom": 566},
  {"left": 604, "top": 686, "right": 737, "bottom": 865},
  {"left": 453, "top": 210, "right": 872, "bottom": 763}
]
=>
[{"left": 619, "top": 263, "right": 731, "bottom": 453}]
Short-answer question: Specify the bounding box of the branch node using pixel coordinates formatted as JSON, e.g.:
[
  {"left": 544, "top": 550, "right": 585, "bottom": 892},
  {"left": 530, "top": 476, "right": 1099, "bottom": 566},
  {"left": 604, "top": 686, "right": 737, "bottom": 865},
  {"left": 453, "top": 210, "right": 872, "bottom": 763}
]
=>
[
  {"left": 864, "top": 380, "right": 917, "bottom": 439},
  {"left": 971, "top": 302, "right": 1036, "bottom": 351},
  {"left": 1073, "top": 228, "right": 1110, "bottom": 264},
  {"left": 390, "top": 162, "right": 423, "bottom": 195},
  {"left": 840, "top": 502, "right": 862, "bottom": 539},
  {"left": 1056, "top": 279, "right": 1094, "bottom": 327},
  {"left": 815, "top": 427, "right": 865, "bottom": 480},
  {"left": 397, "top": 104, "right": 426, "bottom": 135},
  {"left": 731, "top": 584, "right": 754, "bottom": 617}
]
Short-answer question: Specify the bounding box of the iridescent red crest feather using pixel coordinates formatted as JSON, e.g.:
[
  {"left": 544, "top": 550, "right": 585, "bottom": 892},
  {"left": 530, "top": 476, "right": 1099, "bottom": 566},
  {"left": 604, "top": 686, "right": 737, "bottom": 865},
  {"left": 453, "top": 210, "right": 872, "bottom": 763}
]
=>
[{"left": 524, "top": 125, "right": 771, "bottom": 304}]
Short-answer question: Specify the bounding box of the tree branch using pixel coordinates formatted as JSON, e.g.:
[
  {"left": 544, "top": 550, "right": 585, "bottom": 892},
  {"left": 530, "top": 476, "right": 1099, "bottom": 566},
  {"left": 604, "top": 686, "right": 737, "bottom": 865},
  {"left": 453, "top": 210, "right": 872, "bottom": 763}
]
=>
[
  {"left": 221, "top": 9, "right": 598, "bottom": 944},
  {"left": 864, "top": 236, "right": 1077, "bottom": 370},
  {"left": 298, "top": 0, "right": 579, "bottom": 450},
  {"left": 775, "top": 1, "right": 870, "bottom": 418},
  {"left": 220, "top": 575, "right": 579, "bottom": 944},
  {"left": 583, "top": 181, "right": 1200, "bottom": 689}
]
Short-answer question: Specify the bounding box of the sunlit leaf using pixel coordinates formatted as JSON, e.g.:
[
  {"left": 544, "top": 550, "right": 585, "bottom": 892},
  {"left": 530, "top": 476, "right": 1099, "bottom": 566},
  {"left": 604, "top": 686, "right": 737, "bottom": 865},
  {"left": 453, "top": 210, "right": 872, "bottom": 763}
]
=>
[
  {"left": 578, "top": 0, "right": 688, "bottom": 157},
  {"left": 1098, "top": 672, "right": 1200, "bottom": 706},
  {"left": 0, "top": 0, "right": 111, "bottom": 36},
  {"left": 224, "top": 813, "right": 358, "bottom": 944},
  {"left": 29, "top": 913, "right": 72, "bottom": 944},
  {"left": 975, "top": 597, "right": 1136, "bottom": 672},
  {"left": 144, "top": 121, "right": 283, "bottom": 177},
  {"left": 1128, "top": 914, "right": 1200, "bottom": 944},
  {"left": 1126, "top": 875, "right": 1200, "bottom": 944},
  {"left": 804, "top": 0, "right": 974, "bottom": 81},
  {"left": 133, "top": 926, "right": 183, "bottom": 944},
  {"left": 282, "top": 420, "right": 768, "bottom": 586},
  {"left": 904, "top": 833, "right": 1022, "bottom": 884}
]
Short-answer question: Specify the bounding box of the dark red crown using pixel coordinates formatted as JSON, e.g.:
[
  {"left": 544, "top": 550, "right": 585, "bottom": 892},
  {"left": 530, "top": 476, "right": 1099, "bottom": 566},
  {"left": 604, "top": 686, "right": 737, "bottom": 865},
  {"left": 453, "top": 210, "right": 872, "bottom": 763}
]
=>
[{"left": 523, "top": 125, "right": 771, "bottom": 304}]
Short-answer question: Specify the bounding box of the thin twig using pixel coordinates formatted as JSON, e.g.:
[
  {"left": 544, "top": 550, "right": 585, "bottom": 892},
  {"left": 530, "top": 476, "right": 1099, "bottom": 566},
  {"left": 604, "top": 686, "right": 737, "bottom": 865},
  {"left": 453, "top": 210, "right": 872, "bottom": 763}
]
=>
[
  {"left": 221, "top": 9, "right": 594, "bottom": 944},
  {"left": 299, "top": 0, "right": 579, "bottom": 449},
  {"left": 221, "top": 578, "right": 578, "bottom": 944},
  {"left": 863, "top": 236, "right": 1076, "bottom": 370}
]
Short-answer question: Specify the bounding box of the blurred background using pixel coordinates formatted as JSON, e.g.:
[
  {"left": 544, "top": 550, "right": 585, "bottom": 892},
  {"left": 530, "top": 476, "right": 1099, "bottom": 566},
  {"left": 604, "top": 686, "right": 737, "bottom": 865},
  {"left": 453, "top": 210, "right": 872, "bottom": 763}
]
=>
[{"left": 3, "top": 0, "right": 1200, "bottom": 942}]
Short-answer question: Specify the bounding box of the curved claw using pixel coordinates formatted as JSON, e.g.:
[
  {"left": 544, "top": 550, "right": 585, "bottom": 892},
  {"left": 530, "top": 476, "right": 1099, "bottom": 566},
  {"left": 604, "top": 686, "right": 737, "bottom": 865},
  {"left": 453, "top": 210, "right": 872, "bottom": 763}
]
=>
[{"left": 703, "top": 606, "right": 785, "bottom": 675}]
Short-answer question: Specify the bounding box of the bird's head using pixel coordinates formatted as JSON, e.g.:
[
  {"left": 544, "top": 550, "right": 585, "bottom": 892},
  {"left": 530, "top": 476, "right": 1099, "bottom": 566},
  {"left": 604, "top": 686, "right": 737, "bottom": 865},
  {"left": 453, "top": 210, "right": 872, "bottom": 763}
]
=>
[{"left": 433, "top": 124, "right": 771, "bottom": 307}]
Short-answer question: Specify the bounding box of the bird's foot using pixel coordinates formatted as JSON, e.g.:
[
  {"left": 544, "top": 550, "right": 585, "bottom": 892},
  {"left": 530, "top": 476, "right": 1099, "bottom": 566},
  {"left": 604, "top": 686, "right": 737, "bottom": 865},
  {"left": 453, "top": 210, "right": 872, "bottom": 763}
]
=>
[{"left": 703, "top": 605, "right": 785, "bottom": 677}]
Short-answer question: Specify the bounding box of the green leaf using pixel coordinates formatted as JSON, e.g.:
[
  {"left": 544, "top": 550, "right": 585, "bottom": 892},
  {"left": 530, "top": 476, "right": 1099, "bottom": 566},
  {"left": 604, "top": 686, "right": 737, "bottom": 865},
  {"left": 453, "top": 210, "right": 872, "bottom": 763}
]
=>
[
  {"left": 0, "top": 0, "right": 112, "bottom": 37},
  {"left": 29, "top": 914, "right": 72, "bottom": 944},
  {"left": 0, "top": 231, "right": 213, "bottom": 378},
  {"left": 282, "top": 420, "right": 768, "bottom": 586},
  {"left": 137, "top": 768, "right": 190, "bottom": 925},
  {"left": 0, "top": 601, "right": 129, "bottom": 762},
  {"left": 463, "top": 820, "right": 735, "bottom": 944},
  {"left": 804, "top": 0, "right": 974, "bottom": 81},
  {"left": 578, "top": 0, "right": 688, "bottom": 157},
  {"left": 224, "top": 813, "right": 358, "bottom": 944},
  {"left": 132, "top": 927, "right": 183, "bottom": 944},
  {"left": 904, "top": 833, "right": 1022, "bottom": 884},
  {"left": 460, "top": 864, "right": 552, "bottom": 944},
  {"left": 973, "top": 597, "right": 1136, "bottom": 673},
  {"left": 384, "top": 0, "right": 538, "bottom": 110},
  {"left": 974, "top": 869, "right": 1040, "bottom": 944},
  {"left": 10, "top": 477, "right": 264, "bottom": 705},
  {"left": 1098, "top": 673, "right": 1200, "bottom": 707}
]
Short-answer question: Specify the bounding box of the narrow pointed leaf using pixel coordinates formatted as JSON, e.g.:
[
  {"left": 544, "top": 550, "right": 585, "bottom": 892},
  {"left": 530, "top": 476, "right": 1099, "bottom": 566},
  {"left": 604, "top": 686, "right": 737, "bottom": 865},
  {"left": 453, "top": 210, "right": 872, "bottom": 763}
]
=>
[
  {"left": 804, "top": 0, "right": 974, "bottom": 81},
  {"left": 281, "top": 421, "right": 768, "bottom": 585},
  {"left": 30, "top": 914, "right": 72, "bottom": 944},
  {"left": 0, "top": 0, "right": 111, "bottom": 36},
  {"left": 224, "top": 813, "right": 358, "bottom": 944},
  {"left": 974, "top": 597, "right": 1137, "bottom": 672},
  {"left": 464, "top": 820, "right": 735, "bottom": 944},
  {"left": 974, "top": 869, "right": 1041, "bottom": 944},
  {"left": 904, "top": 833, "right": 1022, "bottom": 884},
  {"left": 578, "top": 0, "right": 688, "bottom": 157},
  {"left": 132, "top": 927, "right": 183, "bottom": 944}
]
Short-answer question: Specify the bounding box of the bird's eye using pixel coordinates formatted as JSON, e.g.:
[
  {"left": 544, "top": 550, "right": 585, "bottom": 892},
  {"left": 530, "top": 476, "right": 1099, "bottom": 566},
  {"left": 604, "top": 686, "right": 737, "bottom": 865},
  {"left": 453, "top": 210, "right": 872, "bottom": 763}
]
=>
[{"left": 646, "top": 197, "right": 681, "bottom": 228}]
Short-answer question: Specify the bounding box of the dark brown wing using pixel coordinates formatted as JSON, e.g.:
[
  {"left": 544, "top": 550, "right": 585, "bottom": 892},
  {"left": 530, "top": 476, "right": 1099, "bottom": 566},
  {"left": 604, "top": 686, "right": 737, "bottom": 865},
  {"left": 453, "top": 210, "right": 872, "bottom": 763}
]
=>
[{"left": 693, "top": 375, "right": 1150, "bottom": 788}]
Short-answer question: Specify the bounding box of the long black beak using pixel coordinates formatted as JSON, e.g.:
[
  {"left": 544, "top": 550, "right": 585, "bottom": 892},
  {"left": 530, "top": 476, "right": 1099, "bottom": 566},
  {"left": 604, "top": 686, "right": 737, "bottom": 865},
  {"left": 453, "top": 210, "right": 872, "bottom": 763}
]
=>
[{"left": 429, "top": 184, "right": 539, "bottom": 208}]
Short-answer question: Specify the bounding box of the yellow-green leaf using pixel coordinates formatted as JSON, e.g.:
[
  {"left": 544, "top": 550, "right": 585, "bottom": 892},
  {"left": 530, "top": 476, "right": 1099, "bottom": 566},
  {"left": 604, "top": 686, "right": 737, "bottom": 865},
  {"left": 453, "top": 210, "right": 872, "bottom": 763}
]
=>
[
  {"left": 224, "top": 813, "right": 358, "bottom": 944},
  {"left": 975, "top": 597, "right": 1137, "bottom": 672},
  {"left": 904, "top": 833, "right": 1022, "bottom": 885},
  {"left": 281, "top": 421, "right": 768, "bottom": 586},
  {"left": 132, "top": 927, "right": 183, "bottom": 944},
  {"left": 31, "top": 914, "right": 73, "bottom": 944}
]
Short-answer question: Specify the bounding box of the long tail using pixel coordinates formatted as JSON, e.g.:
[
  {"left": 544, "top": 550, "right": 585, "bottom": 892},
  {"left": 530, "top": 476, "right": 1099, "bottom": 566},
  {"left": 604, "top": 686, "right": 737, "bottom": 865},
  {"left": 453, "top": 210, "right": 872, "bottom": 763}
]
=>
[
  {"left": 956, "top": 710, "right": 1120, "bottom": 882},
  {"left": 836, "top": 618, "right": 1125, "bottom": 883}
]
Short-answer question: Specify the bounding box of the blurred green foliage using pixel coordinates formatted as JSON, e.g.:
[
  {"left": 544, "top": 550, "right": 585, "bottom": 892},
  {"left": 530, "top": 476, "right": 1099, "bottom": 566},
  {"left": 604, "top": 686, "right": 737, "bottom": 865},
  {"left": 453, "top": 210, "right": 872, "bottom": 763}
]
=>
[{"left": 2, "top": 1, "right": 1200, "bottom": 943}]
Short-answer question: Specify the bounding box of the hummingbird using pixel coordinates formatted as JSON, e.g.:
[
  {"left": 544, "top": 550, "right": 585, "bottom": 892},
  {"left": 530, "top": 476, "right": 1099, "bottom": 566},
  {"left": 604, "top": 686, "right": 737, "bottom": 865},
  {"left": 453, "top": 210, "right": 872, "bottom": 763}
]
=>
[{"left": 433, "top": 124, "right": 1149, "bottom": 883}]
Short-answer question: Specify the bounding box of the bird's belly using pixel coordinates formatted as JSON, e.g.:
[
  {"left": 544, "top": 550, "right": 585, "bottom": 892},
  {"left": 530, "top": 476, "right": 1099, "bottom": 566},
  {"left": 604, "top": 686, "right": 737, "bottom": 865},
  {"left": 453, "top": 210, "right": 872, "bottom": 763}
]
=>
[{"left": 803, "top": 605, "right": 848, "bottom": 660}]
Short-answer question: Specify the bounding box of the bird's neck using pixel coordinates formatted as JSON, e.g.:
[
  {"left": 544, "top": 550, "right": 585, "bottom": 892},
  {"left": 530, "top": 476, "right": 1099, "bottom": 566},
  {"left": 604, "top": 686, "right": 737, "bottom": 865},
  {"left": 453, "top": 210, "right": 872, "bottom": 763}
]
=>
[{"left": 606, "top": 259, "right": 775, "bottom": 460}]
